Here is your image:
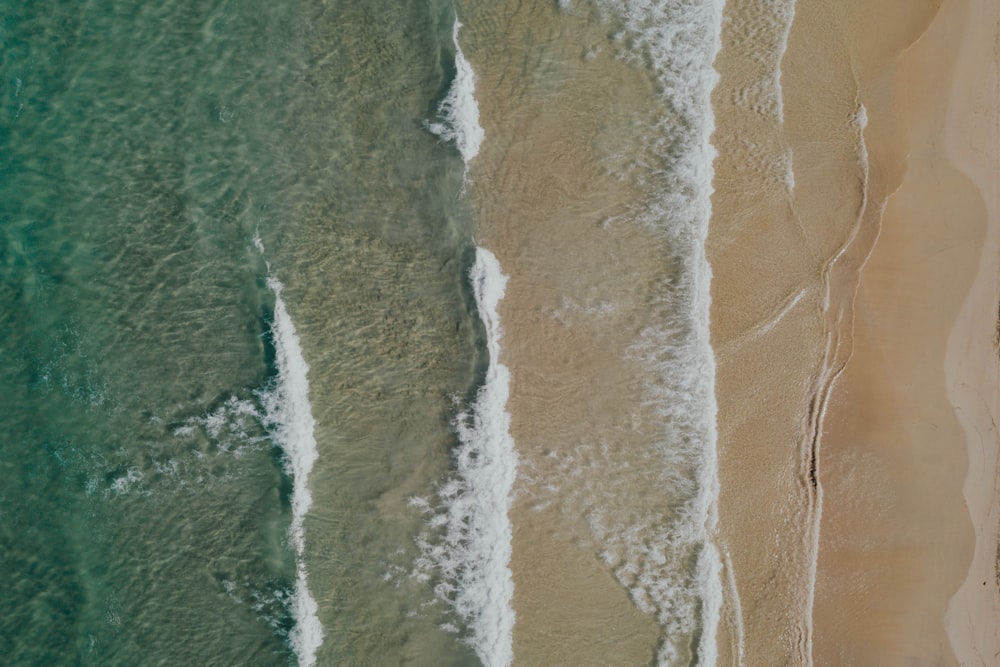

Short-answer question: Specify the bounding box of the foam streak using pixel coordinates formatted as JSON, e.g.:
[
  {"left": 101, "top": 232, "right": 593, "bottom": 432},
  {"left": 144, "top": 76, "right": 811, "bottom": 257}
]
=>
[
  {"left": 414, "top": 247, "right": 517, "bottom": 667},
  {"left": 262, "top": 274, "right": 324, "bottom": 667},
  {"left": 426, "top": 18, "right": 485, "bottom": 172},
  {"left": 594, "top": 0, "right": 726, "bottom": 663}
]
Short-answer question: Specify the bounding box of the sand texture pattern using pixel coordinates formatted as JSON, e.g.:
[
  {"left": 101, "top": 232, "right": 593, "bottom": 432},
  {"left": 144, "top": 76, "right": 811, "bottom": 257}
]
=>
[{"left": 710, "top": 0, "right": 1000, "bottom": 663}]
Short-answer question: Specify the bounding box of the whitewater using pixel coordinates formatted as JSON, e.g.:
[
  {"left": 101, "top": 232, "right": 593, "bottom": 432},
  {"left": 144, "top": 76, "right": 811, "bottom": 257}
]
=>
[
  {"left": 413, "top": 16, "right": 518, "bottom": 667},
  {"left": 259, "top": 258, "right": 324, "bottom": 667},
  {"left": 583, "top": 0, "right": 726, "bottom": 663}
]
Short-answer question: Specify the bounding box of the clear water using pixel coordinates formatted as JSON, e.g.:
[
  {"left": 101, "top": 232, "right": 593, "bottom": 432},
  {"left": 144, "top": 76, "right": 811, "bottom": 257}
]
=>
[
  {"left": 1, "top": 0, "right": 480, "bottom": 663},
  {"left": 1, "top": 0, "right": 724, "bottom": 664}
]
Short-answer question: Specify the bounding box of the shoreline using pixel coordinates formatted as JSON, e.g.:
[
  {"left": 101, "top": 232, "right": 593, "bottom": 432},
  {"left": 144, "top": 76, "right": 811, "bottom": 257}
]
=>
[
  {"left": 455, "top": 0, "right": 996, "bottom": 661},
  {"left": 709, "top": 0, "right": 998, "bottom": 662},
  {"left": 813, "top": 0, "right": 998, "bottom": 661}
]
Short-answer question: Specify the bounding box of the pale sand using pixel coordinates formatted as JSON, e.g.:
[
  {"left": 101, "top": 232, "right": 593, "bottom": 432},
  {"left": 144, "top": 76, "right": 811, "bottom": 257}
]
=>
[
  {"left": 711, "top": 0, "right": 999, "bottom": 663},
  {"left": 941, "top": 0, "right": 1000, "bottom": 661}
]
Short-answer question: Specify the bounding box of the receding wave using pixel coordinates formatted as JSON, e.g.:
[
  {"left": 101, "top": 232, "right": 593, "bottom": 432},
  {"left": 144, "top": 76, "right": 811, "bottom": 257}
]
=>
[
  {"left": 426, "top": 18, "right": 485, "bottom": 172},
  {"left": 412, "top": 247, "right": 517, "bottom": 667},
  {"left": 590, "top": 0, "right": 726, "bottom": 664},
  {"left": 260, "top": 271, "right": 324, "bottom": 667}
]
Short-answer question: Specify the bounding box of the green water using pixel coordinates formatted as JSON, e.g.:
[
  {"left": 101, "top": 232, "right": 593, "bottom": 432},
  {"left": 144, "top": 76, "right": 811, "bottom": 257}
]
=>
[{"left": 1, "top": 0, "right": 479, "bottom": 663}]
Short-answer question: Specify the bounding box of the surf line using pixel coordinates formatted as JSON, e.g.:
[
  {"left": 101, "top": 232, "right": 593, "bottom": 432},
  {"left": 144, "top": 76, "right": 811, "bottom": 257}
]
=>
[
  {"left": 426, "top": 15, "right": 484, "bottom": 186},
  {"left": 256, "top": 235, "right": 324, "bottom": 667},
  {"left": 460, "top": 247, "right": 517, "bottom": 667},
  {"left": 414, "top": 247, "right": 517, "bottom": 667},
  {"left": 419, "top": 18, "right": 516, "bottom": 666},
  {"left": 585, "top": 0, "right": 726, "bottom": 663}
]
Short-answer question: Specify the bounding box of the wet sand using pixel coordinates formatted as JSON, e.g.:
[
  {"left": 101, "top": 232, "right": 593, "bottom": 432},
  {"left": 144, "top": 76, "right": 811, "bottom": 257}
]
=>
[{"left": 711, "top": 0, "right": 999, "bottom": 663}]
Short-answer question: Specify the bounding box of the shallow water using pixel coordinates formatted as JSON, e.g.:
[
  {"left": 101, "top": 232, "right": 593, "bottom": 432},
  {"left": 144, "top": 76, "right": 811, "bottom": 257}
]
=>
[
  {"left": 1, "top": 0, "right": 477, "bottom": 663},
  {"left": 2, "top": 0, "right": 725, "bottom": 664}
]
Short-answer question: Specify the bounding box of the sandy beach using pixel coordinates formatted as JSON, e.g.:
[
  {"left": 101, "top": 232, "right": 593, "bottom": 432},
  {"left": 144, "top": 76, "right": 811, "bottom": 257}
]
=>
[
  {"left": 941, "top": 0, "right": 1000, "bottom": 661},
  {"left": 710, "top": 0, "right": 999, "bottom": 663},
  {"left": 452, "top": 0, "right": 999, "bottom": 662}
]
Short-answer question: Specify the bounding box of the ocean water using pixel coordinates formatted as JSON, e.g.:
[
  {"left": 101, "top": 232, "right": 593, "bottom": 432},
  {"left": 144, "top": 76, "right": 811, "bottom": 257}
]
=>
[{"left": 1, "top": 0, "right": 722, "bottom": 665}]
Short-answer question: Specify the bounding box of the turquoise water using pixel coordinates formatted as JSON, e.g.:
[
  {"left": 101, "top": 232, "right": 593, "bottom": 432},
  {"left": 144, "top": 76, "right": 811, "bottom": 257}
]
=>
[
  {"left": 1, "top": 0, "right": 480, "bottom": 663},
  {"left": 1, "top": 0, "right": 726, "bottom": 663}
]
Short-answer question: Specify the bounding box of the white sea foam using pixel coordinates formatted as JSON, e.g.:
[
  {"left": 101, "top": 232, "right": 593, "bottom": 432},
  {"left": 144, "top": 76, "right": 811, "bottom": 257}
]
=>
[
  {"left": 722, "top": 547, "right": 746, "bottom": 666},
  {"left": 107, "top": 466, "right": 145, "bottom": 496},
  {"left": 771, "top": 0, "right": 796, "bottom": 125},
  {"left": 593, "top": 0, "right": 725, "bottom": 663},
  {"left": 854, "top": 103, "right": 869, "bottom": 130},
  {"left": 426, "top": 19, "right": 485, "bottom": 172},
  {"left": 260, "top": 273, "right": 324, "bottom": 667},
  {"left": 412, "top": 247, "right": 516, "bottom": 667},
  {"left": 179, "top": 395, "right": 262, "bottom": 443}
]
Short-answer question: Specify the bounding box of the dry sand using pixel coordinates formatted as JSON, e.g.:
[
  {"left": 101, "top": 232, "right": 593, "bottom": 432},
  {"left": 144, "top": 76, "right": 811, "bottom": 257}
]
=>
[
  {"left": 710, "top": 0, "right": 999, "bottom": 663},
  {"left": 941, "top": 0, "right": 1000, "bottom": 660}
]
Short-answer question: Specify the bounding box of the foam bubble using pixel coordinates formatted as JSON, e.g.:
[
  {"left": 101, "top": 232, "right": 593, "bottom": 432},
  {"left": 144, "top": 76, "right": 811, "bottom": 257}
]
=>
[
  {"left": 426, "top": 19, "right": 485, "bottom": 172},
  {"left": 289, "top": 567, "right": 323, "bottom": 666},
  {"left": 591, "top": 0, "right": 725, "bottom": 663},
  {"left": 854, "top": 103, "right": 869, "bottom": 130},
  {"left": 259, "top": 271, "right": 324, "bottom": 667},
  {"left": 107, "top": 466, "right": 145, "bottom": 496},
  {"left": 413, "top": 247, "right": 516, "bottom": 667},
  {"left": 171, "top": 395, "right": 267, "bottom": 459}
]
